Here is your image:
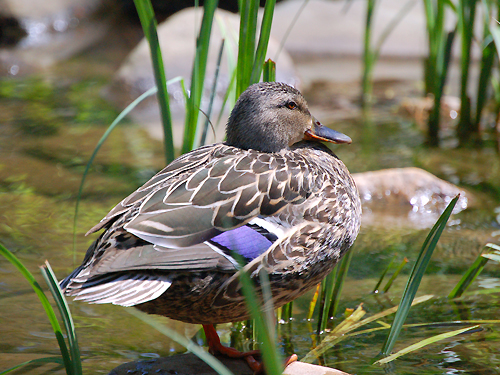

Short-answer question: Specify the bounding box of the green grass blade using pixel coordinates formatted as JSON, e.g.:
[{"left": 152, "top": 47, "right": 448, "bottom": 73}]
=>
[
  {"left": 250, "top": 0, "right": 276, "bottom": 84},
  {"left": 382, "top": 257, "right": 408, "bottom": 293},
  {"left": 474, "top": 25, "right": 496, "bottom": 127},
  {"left": 0, "top": 243, "right": 72, "bottom": 373},
  {"left": 307, "top": 284, "right": 321, "bottom": 321},
  {"left": 216, "top": 68, "right": 237, "bottom": 129},
  {"left": 448, "top": 253, "right": 488, "bottom": 298},
  {"left": 182, "top": 0, "right": 219, "bottom": 154},
  {"left": 0, "top": 357, "right": 64, "bottom": 375},
  {"left": 374, "top": 325, "right": 480, "bottom": 364},
  {"left": 262, "top": 59, "right": 276, "bottom": 82},
  {"left": 449, "top": 243, "right": 500, "bottom": 298},
  {"left": 282, "top": 300, "right": 293, "bottom": 322},
  {"left": 439, "top": 29, "right": 456, "bottom": 95},
  {"left": 330, "top": 303, "right": 367, "bottom": 336},
  {"left": 490, "top": 18, "right": 500, "bottom": 61},
  {"left": 304, "top": 304, "right": 366, "bottom": 363},
  {"left": 133, "top": 0, "right": 174, "bottom": 163},
  {"left": 482, "top": 254, "right": 500, "bottom": 262},
  {"left": 302, "top": 295, "right": 434, "bottom": 363},
  {"left": 259, "top": 269, "right": 280, "bottom": 348},
  {"left": 238, "top": 267, "right": 283, "bottom": 375},
  {"left": 40, "top": 261, "right": 82, "bottom": 375},
  {"left": 126, "top": 309, "right": 234, "bottom": 375},
  {"left": 372, "top": 255, "right": 396, "bottom": 293},
  {"left": 200, "top": 39, "right": 225, "bottom": 146},
  {"left": 329, "top": 249, "right": 354, "bottom": 318},
  {"left": 361, "top": 0, "right": 376, "bottom": 106},
  {"left": 318, "top": 269, "right": 336, "bottom": 333},
  {"left": 72, "top": 78, "right": 181, "bottom": 257},
  {"left": 456, "top": 0, "right": 478, "bottom": 144},
  {"left": 380, "top": 195, "right": 459, "bottom": 356},
  {"left": 346, "top": 295, "right": 433, "bottom": 336},
  {"left": 236, "top": 0, "right": 259, "bottom": 96}
]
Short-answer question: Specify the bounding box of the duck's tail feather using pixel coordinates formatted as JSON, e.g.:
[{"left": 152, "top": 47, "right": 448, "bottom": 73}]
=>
[{"left": 61, "top": 272, "right": 171, "bottom": 307}]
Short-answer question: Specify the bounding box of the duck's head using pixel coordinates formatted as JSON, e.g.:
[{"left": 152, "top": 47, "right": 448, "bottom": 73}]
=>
[{"left": 226, "top": 82, "right": 351, "bottom": 153}]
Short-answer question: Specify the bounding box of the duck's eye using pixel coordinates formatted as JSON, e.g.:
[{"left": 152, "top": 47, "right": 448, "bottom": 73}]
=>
[{"left": 285, "top": 101, "right": 297, "bottom": 110}]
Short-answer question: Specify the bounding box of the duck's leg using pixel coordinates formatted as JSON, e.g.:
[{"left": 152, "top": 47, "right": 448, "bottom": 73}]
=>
[
  {"left": 203, "top": 324, "right": 261, "bottom": 372},
  {"left": 203, "top": 324, "right": 260, "bottom": 358},
  {"left": 247, "top": 354, "right": 299, "bottom": 375},
  {"left": 202, "top": 324, "right": 298, "bottom": 374}
]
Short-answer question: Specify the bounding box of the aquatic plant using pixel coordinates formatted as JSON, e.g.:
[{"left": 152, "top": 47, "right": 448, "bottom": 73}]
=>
[
  {"left": 448, "top": 243, "right": 500, "bottom": 298},
  {"left": 456, "top": 0, "right": 500, "bottom": 147},
  {"left": 0, "top": 244, "right": 82, "bottom": 375},
  {"left": 133, "top": 0, "right": 174, "bottom": 163},
  {"left": 422, "top": 0, "right": 456, "bottom": 146},
  {"left": 361, "top": 0, "right": 417, "bottom": 107},
  {"left": 380, "top": 195, "right": 458, "bottom": 355},
  {"left": 422, "top": 0, "right": 499, "bottom": 147}
]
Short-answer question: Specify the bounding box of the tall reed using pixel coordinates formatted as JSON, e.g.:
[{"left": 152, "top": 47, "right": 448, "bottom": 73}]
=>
[
  {"left": 182, "top": 0, "right": 218, "bottom": 154},
  {"left": 422, "top": 0, "right": 499, "bottom": 147},
  {"left": 361, "top": 0, "right": 417, "bottom": 108},
  {"left": 133, "top": 0, "right": 174, "bottom": 163},
  {"left": 236, "top": 0, "right": 276, "bottom": 97},
  {"left": 456, "top": 0, "right": 478, "bottom": 146},
  {"left": 423, "top": 0, "right": 456, "bottom": 147}
]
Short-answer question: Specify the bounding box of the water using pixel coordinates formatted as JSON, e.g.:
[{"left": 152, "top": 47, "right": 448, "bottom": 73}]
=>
[{"left": 1, "top": 50, "right": 500, "bottom": 374}]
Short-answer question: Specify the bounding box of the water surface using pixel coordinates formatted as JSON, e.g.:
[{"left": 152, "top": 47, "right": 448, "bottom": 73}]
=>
[{"left": 1, "top": 50, "right": 500, "bottom": 375}]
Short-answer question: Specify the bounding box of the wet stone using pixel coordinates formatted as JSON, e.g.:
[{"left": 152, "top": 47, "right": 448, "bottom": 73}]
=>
[
  {"left": 108, "top": 354, "right": 349, "bottom": 375},
  {"left": 352, "top": 167, "right": 471, "bottom": 228}
]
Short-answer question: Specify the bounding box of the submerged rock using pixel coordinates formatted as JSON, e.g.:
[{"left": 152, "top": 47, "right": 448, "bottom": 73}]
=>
[{"left": 353, "top": 167, "right": 470, "bottom": 228}]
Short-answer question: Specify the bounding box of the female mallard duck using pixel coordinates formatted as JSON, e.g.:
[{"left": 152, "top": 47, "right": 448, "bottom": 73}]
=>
[{"left": 61, "top": 82, "right": 361, "bottom": 366}]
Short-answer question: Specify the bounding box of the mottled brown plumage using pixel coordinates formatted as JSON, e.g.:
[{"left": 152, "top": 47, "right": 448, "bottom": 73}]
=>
[{"left": 61, "top": 82, "right": 361, "bottom": 325}]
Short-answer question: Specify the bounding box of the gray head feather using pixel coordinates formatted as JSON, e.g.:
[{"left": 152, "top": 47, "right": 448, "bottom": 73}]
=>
[{"left": 226, "top": 82, "right": 313, "bottom": 153}]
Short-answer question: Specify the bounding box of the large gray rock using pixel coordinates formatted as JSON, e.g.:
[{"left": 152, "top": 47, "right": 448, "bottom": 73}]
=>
[
  {"left": 105, "top": 7, "right": 298, "bottom": 145},
  {"left": 271, "top": 0, "right": 428, "bottom": 58}
]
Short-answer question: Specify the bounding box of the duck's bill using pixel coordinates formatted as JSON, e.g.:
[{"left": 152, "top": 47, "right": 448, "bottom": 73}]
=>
[{"left": 304, "top": 118, "right": 352, "bottom": 144}]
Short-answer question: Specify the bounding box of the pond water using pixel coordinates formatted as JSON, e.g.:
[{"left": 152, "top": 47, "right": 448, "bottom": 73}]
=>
[{"left": 1, "top": 41, "right": 500, "bottom": 375}]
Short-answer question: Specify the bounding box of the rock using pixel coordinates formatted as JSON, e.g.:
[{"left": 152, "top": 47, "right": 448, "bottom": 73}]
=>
[
  {"left": 108, "top": 353, "right": 254, "bottom": 375},
  {"left": 105, "top": 7, "right": 298, "bottom": 145},
  {"left": 400, "top": 95, "right": 461, "bottom": 132},
  {"left": 108, "top": 353, "right": 349, "bottom": 375},
  {"left": 284, "top": 361, "right": 350, "bottom": 375},
  {"left": 0, "top": 0, "right": 115, "bottom": 75},
  {"left": 353, "top": 167, "right": 470, "bottom": 228}
]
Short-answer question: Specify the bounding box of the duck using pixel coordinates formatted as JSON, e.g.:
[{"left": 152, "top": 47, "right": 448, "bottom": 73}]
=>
[{"left": 60, "top": 81, "right": 362, "bottom": 371}]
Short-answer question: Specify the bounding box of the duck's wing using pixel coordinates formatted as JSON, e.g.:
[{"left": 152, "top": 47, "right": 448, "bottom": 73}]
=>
[
  {"left": 123, "top": 151, "right": 312, "bottom": 249},
  {"left": 62, "top": 216, "right": 288, "bottom": 306},
  {"left": 81, "top": 146, "right": 314, "bottom": 274},
  {"left": 86, "top": 144, "right": 218, "bottom": 235}
]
